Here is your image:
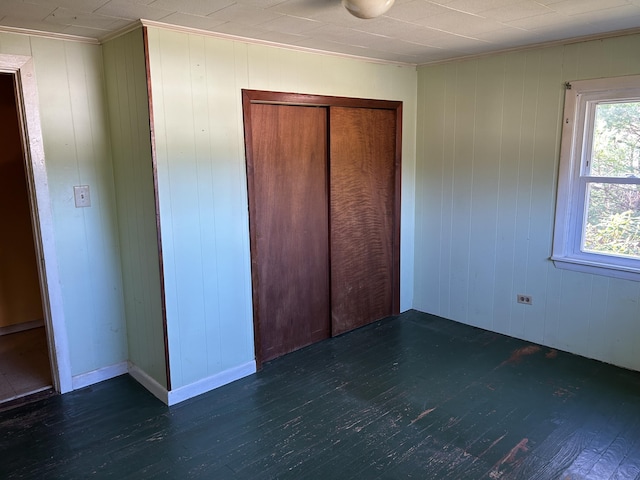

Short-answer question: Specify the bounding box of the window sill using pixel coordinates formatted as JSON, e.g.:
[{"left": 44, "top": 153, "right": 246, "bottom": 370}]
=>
[{"left": 551, "top": 255, "right": 640, "bottom": 282}]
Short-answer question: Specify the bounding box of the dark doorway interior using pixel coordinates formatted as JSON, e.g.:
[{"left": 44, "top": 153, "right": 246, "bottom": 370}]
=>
[
  {"left": 0, "top": 327, "right": 51, "bottom": 402},
  {"left": 0, "top": 73, "right": 52, "bottom": 403}
]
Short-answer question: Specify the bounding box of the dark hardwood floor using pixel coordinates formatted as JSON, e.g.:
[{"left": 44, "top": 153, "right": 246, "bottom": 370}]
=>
[{"left": 2, "top": 310, "right": 640, "bottom": 479}]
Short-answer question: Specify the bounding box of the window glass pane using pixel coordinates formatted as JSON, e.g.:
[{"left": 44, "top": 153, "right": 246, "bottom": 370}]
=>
[
  {"left": 583, "top": 183, "right": 640, "bottom": 258},
  {"left": 590, "top": 101, "right": 640, "bottom": 177}
]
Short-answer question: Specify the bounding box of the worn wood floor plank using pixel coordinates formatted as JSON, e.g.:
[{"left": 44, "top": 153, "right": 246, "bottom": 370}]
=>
[{"left": 2, "top": 310, "right": 640, "bottom": 479}]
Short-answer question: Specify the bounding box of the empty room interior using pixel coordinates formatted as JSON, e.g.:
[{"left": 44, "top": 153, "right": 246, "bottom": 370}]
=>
[{"left": 1, "top": 0, "right": 640, "bottom": 478}]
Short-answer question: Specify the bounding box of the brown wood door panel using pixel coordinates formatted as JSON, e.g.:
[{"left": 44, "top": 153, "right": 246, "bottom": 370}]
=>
[
  {"left": 243, "top": 90, "right": 401, "bottom": 365},
  {"left": 329, "top": 106, "right": 397, "bottom": 336},
  {"left": 246, "top": 103, "right": 331, "bottom": 363}
]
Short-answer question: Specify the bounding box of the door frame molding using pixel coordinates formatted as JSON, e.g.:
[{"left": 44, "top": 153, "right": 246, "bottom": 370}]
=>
[
  {"left": 242, "top": 89, "right": 402, "bottom": 368},
  {"left": 1, "top": 54, "right": 72, "bottom": 393}
]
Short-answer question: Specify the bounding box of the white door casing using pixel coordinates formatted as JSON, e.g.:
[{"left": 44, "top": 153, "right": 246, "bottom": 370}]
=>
[{"left": 1, "top": 54, "right": 72, "bottom": 394}]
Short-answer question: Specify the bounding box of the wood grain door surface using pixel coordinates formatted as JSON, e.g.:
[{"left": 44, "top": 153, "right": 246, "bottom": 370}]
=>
[
  {"left": 246, "top": 103, "right": 331, "bottom": 363},
  {"left": 244, "top": 91, "right": 401, "bottom": 365},
  {"left": 329, "top": 106, "right": 397, "bottom": 336}
]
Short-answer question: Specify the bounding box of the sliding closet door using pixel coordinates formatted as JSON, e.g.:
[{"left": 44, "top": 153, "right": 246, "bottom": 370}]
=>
[
  {"left": 329, "top": 106, "right": 398, "bottom": 336},
  {"left": 245, "top": 103, "right": 331, "bottom": 363}
]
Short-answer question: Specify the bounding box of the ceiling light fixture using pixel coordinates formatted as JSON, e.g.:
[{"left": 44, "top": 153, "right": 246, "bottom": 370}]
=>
[{"left": 342, "top": 0, "right": 395, "bottom": 19}]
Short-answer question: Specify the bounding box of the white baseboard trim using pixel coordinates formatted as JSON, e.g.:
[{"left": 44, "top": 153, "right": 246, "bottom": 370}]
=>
[
  {"left": 167, "top": 361, "right": 256, "bottom": 406},
  {"left": 127, "top": 362, "right": 169, "bottom": 404},
  {"left": 72, "top": 360, "right": 256, "bottom": 406},
  {"left": 0, "top": 319, "right": 44, "bottom": 336},
  {"left": 72, "top": 361, "right": 128, "bottom": 390}
]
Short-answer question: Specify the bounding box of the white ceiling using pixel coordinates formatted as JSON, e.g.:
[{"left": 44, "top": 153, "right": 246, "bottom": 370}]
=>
[{"left": 1, "top": 0, "right": 640, "bottom": 64}]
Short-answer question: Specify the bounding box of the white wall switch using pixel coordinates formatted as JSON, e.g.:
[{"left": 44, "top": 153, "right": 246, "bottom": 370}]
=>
[{"left": 74, "top": 185, "right": 91, "bottom": 208}]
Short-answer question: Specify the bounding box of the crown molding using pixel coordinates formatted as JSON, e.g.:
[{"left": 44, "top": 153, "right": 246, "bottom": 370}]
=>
[
  {"left": 138, "top": 19, "right": 417, "bottom": 68},
  {"left": 418, "top": 26, "right": 640, "bottom": 67},
  {"left": 99, "top": 20, "right": 144, "bottom": 43},
  {"left": 0, "top": 25, "right": 99, "bottom": 44}
]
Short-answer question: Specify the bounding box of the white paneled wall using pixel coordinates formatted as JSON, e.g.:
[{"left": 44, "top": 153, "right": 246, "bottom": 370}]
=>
[
  {"left": 146, "top": 26, "right": 417, "bottom": 389},
  {"left": 103, "top": 29, "right": 167, "bottom": 389},
  {"left": 415, "top": 33, "right": 640, "bottom": 371},
  {"left": 0, "top": 32, "right": 127, "bottom": 377}
]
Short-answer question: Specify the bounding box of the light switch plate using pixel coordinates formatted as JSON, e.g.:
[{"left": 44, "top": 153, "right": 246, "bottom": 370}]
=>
[{"left": 74, "top": 185, "right": 91, "bottom": 208}]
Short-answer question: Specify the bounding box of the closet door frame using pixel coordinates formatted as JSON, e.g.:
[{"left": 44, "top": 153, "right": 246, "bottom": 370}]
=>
[{"left": 242, "top": 89, "right": 402, "bottom": 368}]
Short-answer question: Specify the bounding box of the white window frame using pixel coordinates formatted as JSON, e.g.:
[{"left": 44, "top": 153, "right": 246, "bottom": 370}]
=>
[{"left": 552, "top": 75, "right": 640, "bottom": 281}]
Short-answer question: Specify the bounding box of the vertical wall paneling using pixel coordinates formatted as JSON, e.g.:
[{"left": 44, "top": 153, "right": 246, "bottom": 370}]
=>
[
  {"left": 439, "top": 63, "right": 458, "bottom": 322},
  {"left": 167, "top": 32, "right": 207, "bottom": 388},
  {"left": 606, "top": 279, "right": 640, "bottom": 367},
  {"left": 158, "top": 31, "right": 188, "bottom": 388},
  {"left": 0, "top": 32, "right": 127, "bottom": 385},
  {"left": 555, "top": 271, "right": 593, "bottom": 355},
  {"left": 510, "top": 50, "right": 540, "bottom": 340},
  {"left": 192, "top": 35, "right": 221, "bottom": 378},
  {"left": 414, "top": 65, "right": 445, "bottom": 315},
  {"left": 523, "top": 48, "right": 565, "bottom": 345},
  {"left": 468, "top": 55, "right": 505, "bottom": 331},
  {"left": 103, "top": 29, "right": 167, "bottom": 389},
  {"left": 415, "top": 33, "right": 640, "bottom": 372},
  {"left": 205, "top": 37, "right": 253, "bottom": 373},
  {"left": 66, "top": 41, "right": 127, "bottom": 369},
  {"left": 0, "top": 33, "right": 31, "bottom": 56},
  {"left": 145, "top": 26, "right": 417, "bottom": 390},
  {"left": 449, "top": 60, "right": 477, "bottom": 326},
  {"left": 584, "top": 275, "right": 611, "bottom": 363},
  {"left": 149, "top": 29, "right": 250, "bottom": 390},
  {"left": 26, "top": 36, "right": 127, "bottom": 378}
]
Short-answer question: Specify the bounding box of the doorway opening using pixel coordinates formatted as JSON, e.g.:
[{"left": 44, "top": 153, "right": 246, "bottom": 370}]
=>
[
  {"left": 0, "top": 54, "right": 72, "bottom": 404},
  {"left": 0, "top": 72, "right": 52, "bottom": 404}
]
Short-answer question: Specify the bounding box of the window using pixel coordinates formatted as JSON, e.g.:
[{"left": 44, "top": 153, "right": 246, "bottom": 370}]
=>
[{"left": 552, "top": 75, "right": 640, "bottom": 281}]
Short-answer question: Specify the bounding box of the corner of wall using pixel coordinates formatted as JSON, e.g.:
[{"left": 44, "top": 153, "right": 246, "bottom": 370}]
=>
[{"left": 129, "top": 360, "right": 256, "bottom": 406}]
